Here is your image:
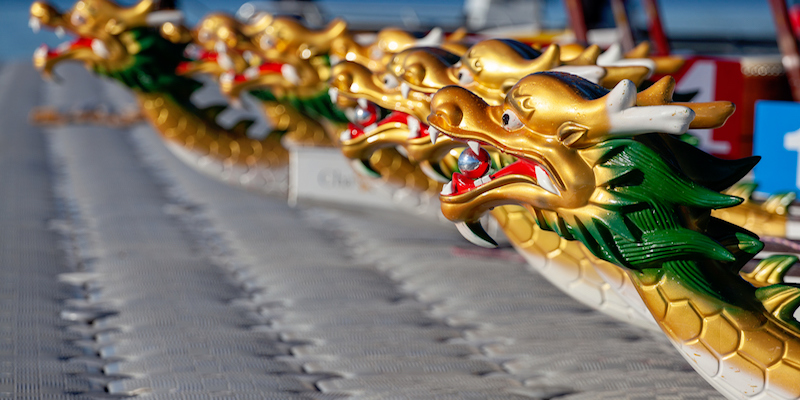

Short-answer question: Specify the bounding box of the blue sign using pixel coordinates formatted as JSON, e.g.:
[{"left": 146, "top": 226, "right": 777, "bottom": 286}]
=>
[{"left": 752, "top": 100, "right": 800, "bottom": 195}]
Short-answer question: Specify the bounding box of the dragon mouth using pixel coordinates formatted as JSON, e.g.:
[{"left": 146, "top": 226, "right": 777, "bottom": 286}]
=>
[
  {"left": 440, "top": 143, "right": 558, "bottom": 199},
  {"left": 33, "top": 35, "right": 110, "bottom": 74},
  {"left": 215, "top": 59, "right": 297, "bottom": 98},
  {"left": 338, "top": 99, "right": 431, "bottom": 143}
]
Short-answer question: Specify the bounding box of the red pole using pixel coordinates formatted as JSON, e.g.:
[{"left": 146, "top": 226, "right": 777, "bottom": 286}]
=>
[
  {"left": 610, "top": 0, "right": 635, "bottom": 52},
  {"left": 641, "top": 0, "right": 670, "bottom": 55},
  {"left": 563, "top": 0, "right": 588, "bottom": 45},
  {"left": 769, "top": 0, "right": 800, "bottom": 101}
]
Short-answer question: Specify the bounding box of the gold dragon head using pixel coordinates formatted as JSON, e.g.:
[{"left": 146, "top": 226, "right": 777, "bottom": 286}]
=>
[
  {"left": 31, "top": 0, "right": 183, "bottom": 77},
  {"left": 395, "top": 39, "right": 652, "bottom": 107},
  {"left": 329, "top": 48, "right": 465, "bottom": 181},
  {"left": 329, "top": 27, "right": 469, "bottom": 72},
  {"left": 428, "top": 72, "right": 736, "bottom": 247}
]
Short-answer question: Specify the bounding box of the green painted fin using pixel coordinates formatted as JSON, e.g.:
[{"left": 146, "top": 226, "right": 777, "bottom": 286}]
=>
[
  {"left": 743, "top": 255, "right": 799, "bottom": 287},
  {"left": 755, "top": 283, "right": 800, "bottom": 331}
]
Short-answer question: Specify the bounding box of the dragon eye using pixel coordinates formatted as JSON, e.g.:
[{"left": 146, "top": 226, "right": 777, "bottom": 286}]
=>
[
  {"left": 382, "top": 74, "right": 399, "bottom": 89},
  {"left": 259, "top": 35, "right": 274, "bottom": 50},
  {"left": 457, "top": 68, "right": 473, "bottom": 85},
  {"left": 71, "top": 12, "right": 87, "bottom": 26},
  {"left": 502, "top": 110, "right": 523, "bottom": 131}
]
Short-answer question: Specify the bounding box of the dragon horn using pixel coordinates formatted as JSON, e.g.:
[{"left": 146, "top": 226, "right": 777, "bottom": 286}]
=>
[
  {"left": 241, "top": 12, "right": 273, "bottom": 36},
  {"left": 104, "top": 0, "right": 180, "bottom": 35},
  {"left": 321, "top": 18, "right": 348, "bottom": 41},
  {"left": 415, "top": 27, "right": 444, "bottom": 47},
  {"left": 637, "top": 76, "right": 735, "bottom": 129},
  {"left": 563, "top": 44, "right": 601, "bottom": 65},
  {"left": 527, "top": 44, "right": 561, "bottom": 72},
  {"left": 447, "top": 27, "right": 468, "bottom": 42},
  {"left": 603, "top": 79, "right": 694, "bottom": 136},
  {"left": 599, "top": 65, "right": 650, "bottom": 87},
  {"left": 625, "top": 41, "right": 651, "bottom": 59},
  {"left": 30, "top": 1, "right": 65, "bottom": 28}
]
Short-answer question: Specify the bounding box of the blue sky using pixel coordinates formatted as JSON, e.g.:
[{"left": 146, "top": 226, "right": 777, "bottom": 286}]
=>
[{"left": 1, "top": 0, "right": 778, "bottom": 61}]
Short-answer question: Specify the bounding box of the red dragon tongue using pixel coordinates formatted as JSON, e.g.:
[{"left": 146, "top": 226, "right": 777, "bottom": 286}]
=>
[
  {"left": 491, "top": 159, "right": 539, "bottom": 180},
  {"left": 258, "top": 62, "right": 284, "bottom": 74},
  {"left": 451, "top": 172, "right": 476, "bottom": 194},
  {"left": 68, "top": 37, "right": 93, "bottom": 52},
  {"left": 378, "top": 111, "right": 410, "bottom": 126},
  {"left": 339, "top": 123, "right": 365, "bottom": 142},
  {"left": 175, "top": 61, "right": 195, "bottom": 75}
]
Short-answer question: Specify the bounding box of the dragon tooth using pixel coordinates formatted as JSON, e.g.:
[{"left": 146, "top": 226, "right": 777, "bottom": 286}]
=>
[
  {"left": 57, "top": 42, "right": 70, "bottom": 52},
  {"left": 395, "top": 145, "right": 409, "bottom": 157},
  {"left": 400, "top": 82, "right": 410, "bottom": 99},
  {"left": 243, "top": 50, "right": 253, "bottom": 63},
  {"left": 220, "top": 71, "right": 234, "bottom": 85},
  {"left": 475, "top": 175, "right": 491, "bottom": 186},
  {"left": 244, "top": 66, "right": 259, "bottom": 80},
  {"left": 364, "top": 123, "right": 378, "bottom": 133},
  {"left": 455, "top": 221, "right": 498, "bottom": 248},
  {"left": 343, "top": 107, "right": 356, "bottom": 123},
  {"left": 340, "top": 129, "right": 352, "bottom": 142},
  {"left": 468, "top": 140, "right": 480, "bottom": 154},
  {"left": 218, "top": 53, "right": 234, "bottom": 70},
  {"left": 29, "top": 17, "right": 41, "bottom": 33},
  {"left": 535, "top": 165, "right": 560, "bottom": 195},
  {"left": 329, "top": 54, "right": 340, "bottom": 65},
  {"left": 34, "top": 45, "right": 47, "bottom": 60},
  {"left": 357, "top": 98, "right": 368, "bottom": 109},
  {"left": 440, "top": 180, "right": 453, "bottom": 195},
  {"left": 55, "top": 26, "right": 65, "bottom": 38},
  {"left": 407, "top": 116, "right": 420, "bottom": 137},
  {"left": 214, "top": 40, "right": 227, "bottom": 54},
  {"left": 281, "top": 64, "right": 300, "bottom": 85},
  {"left": 429, "top": 126, "right": 439, "bottom": 144},
  {"left": 328, "top": 87, "right": 339, "bottom": 104},
  {"left": 91, "top": 39, "right": 109, "bottom": 59}
]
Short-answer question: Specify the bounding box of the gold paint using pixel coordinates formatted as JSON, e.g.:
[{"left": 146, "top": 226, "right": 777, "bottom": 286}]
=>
[{"left": 430, "top": 70, "right": 800, "bottom": 397}]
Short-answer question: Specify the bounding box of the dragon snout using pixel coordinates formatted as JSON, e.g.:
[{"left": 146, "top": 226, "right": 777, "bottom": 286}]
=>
[
  {"left": 429, "top": 86, "right": 478, "bottom": 129},
  {"left": 431, "top": 102, "right": 463, "bottom": 128},
  {"left": 330, "top": 70, "right": 354, "bottom": 92},
  {"left": 402, "top": 63, "right": 425, "bottom": 86}
]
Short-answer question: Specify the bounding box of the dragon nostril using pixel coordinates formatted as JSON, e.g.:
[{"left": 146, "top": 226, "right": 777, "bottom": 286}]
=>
[{"left": 438, "top": 103, "right": 463, "bottom": 127}]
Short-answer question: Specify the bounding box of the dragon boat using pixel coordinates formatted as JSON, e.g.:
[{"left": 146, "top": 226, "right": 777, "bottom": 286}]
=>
[
  {"left": 30, "top": 0, "right": 293, "bottom": 194},
  {"left": 327, "top": 38, "right": 693, "bottom": 329},
  {"left": 429, "top": 71, "right": 800, "bottom": 399},
  {"left": 204, "top": 13, "right": 464, "bottom": 212}
]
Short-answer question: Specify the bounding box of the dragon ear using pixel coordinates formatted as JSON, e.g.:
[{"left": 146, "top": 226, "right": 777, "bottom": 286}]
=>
[{"left": 557, "top": 122, "right": 589, "bottom": 147}]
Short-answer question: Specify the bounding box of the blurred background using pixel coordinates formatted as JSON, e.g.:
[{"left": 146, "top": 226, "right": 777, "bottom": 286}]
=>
[{"left": 1, "top": 0, "right": 782, "bottom": 61}]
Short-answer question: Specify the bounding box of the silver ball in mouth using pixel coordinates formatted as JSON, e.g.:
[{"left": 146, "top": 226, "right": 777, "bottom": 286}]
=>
[
  {"left": 457, "top": 147, "right": 490, "bottom": 178},
  {"left": 355, "top": 106, "right": 372, "bottom": 124}
]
